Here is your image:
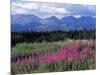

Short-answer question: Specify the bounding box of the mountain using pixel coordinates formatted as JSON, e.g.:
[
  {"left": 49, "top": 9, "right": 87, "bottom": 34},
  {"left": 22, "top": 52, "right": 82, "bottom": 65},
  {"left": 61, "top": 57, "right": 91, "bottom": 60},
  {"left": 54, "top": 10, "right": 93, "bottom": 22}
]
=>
[
  {"left": 35, "top": 16, "right": 62, "bottom": 32},
  {"left": 61, "top": 16, "right": 96, "bottom": 30},
  {"left": 11, "top": 15, "right": 96, "bottom": 32},
  {"left": 41, "top": 16, "right": 61, "bottom": 25},
  {"left": 61, "top": 16, "right": 77, "bottom": 25},
  {"left": 77, "top": 16, "right": 96, "bottom": 29},
  {"left": 11, "top": 14, "right": 42, "bottom": 32}
]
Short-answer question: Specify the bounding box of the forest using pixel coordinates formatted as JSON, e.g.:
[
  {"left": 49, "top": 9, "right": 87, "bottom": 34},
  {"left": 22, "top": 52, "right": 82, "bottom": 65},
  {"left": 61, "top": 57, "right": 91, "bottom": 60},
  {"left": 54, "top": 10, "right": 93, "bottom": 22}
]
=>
[{"left": 11, "top": 30, "right": 95, "bottom": 46}]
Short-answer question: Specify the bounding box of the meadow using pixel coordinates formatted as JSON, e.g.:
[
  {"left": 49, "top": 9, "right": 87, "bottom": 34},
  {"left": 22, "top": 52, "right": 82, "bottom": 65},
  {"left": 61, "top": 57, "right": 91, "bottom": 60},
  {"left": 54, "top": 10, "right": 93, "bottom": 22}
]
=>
[
  {"left": 11, "top": 1, "right": 96, "bottom": 74},
  {"left": 11, "top": 37, "right": 95, "bottom": 74}
]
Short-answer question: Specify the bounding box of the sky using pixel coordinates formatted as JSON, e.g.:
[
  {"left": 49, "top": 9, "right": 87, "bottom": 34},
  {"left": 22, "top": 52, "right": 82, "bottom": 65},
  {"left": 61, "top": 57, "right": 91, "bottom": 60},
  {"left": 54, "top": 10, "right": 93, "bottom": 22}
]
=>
[{"left": 11, "top": 0, "right": 96, "bottom": 18}]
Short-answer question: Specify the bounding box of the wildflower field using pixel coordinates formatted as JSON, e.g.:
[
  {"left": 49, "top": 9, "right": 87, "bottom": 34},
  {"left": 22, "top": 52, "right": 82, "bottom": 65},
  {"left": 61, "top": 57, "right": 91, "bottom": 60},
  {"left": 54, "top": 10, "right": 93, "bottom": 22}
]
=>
[
  {"left": 11, "top": 1, "right": 96, "bottom": 74},
  {"left": 11, "top": 39, "right": 96, "bottom": 74}
]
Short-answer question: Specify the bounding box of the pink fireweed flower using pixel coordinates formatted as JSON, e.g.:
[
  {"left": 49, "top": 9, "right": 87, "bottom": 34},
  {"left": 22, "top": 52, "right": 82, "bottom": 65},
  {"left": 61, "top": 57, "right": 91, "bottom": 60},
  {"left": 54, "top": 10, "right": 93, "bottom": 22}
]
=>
[
  {"left": 20, "top": 57, "right": 29, "bottom": 66},
  {"left": 15, "top": 58, "right": 21, "bottom": 65},
  {"left": 11, "top": 40, "right": 95, "bottom": 67}
]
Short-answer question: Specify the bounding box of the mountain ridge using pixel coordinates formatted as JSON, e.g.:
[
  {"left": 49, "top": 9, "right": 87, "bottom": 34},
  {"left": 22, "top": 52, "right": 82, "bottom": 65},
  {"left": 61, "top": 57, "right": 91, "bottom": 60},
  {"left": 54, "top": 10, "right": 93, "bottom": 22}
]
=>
[{"left": 11, "top": 14, "right": 96, "bottom": 32}]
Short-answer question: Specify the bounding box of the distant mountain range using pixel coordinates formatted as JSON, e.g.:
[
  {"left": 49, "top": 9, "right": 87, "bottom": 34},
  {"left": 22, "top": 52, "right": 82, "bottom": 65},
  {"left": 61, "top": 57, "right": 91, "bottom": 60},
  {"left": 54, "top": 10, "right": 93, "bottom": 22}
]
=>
[{"left": 11, "top": 14, "right": 96, "bottom": 32}]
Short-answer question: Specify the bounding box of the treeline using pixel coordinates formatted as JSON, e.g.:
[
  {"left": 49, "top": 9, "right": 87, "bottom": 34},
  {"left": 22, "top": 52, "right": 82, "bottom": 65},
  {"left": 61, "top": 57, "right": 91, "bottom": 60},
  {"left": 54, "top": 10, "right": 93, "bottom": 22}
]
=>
[{"left": 11, "top": 30, "right": 95, "bottom": 46}]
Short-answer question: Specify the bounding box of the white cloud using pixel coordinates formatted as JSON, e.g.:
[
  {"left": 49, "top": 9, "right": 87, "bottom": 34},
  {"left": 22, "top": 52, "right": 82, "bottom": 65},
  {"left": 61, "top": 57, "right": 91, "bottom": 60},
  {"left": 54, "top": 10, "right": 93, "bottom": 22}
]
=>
[
  {"left": 12, "top": 2, "right": 38, "bottom": 10},
  {"left": 48, "top": 7, "right": 67, "bottom": 14},
  {"left": 39, "top": 4, "right": 68, "bottom": 14},
  {"left": 11, "top": 1, "right": 68, "bottom": 17},
  {"left": 81, "top": 5, "right": 95, "bottom": 11},
  {"left": 11, "top": 1, "right": 96, "bottom": 18},
  {"left": 11, "top": 3, "right": 28, "bottom": 15}
]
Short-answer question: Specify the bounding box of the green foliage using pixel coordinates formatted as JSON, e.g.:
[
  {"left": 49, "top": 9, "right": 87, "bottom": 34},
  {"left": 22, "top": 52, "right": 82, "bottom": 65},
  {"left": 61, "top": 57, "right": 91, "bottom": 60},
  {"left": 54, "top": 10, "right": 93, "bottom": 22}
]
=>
[
  {"left": 11, "top": 40, "right": 71, "bottom": 58},
  {"left": 11, "top": 30, "right": 95, "bottom": 46},
  {"left": 11, "top": 59, "right": 95, "bottom": 74},
  {"left": 11, "top": 30, "right": 96, "bottom": 74}
]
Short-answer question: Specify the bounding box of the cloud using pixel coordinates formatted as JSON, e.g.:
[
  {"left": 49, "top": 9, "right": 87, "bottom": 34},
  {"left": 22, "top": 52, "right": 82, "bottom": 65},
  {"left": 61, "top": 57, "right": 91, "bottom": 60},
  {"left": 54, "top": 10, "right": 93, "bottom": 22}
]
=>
[
  {"left": 12, "top": 2, "right": 38, "bottom": 9},
  {"left": 39, "top": 4, "right": 68, "bottom": 14},
  {"left": 11, "top": 1, "right": 96, "bottom": 18},
  {"left": 11, "top": 4, "right": 28, "bottom": 14},
  {"left": 45, "top": 7, "right": 67, "bottom": 14}
]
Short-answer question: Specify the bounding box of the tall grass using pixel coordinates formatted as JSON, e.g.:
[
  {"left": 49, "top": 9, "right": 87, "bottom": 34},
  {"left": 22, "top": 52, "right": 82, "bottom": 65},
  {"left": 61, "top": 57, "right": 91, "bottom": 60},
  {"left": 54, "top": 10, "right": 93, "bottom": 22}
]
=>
[
  {"left": 11, "top": 39, "right": 72, "bottom": 58},
  {"left": 11, "top": 40, "right": 95, "bottom": 74}
]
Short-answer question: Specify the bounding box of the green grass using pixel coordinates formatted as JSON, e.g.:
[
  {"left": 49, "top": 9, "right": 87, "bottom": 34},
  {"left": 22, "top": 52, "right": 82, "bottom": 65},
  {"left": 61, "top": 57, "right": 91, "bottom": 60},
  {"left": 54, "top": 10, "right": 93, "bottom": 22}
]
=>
[
  {"left": 11, "top": 39, "right": 95, "bottom": 74},
  {"left": 11, "top": 59, "right": 95, "bottom": 74},
  {"left": 11, "top": 39, "right": 73, "bottom": 58}
]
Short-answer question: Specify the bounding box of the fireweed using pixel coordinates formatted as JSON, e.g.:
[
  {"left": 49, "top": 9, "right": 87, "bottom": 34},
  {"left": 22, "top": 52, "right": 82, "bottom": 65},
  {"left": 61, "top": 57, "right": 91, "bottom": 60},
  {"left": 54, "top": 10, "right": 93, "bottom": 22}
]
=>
[{"left": 11, "top": 40, "right": 95, "bottom": 74}]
